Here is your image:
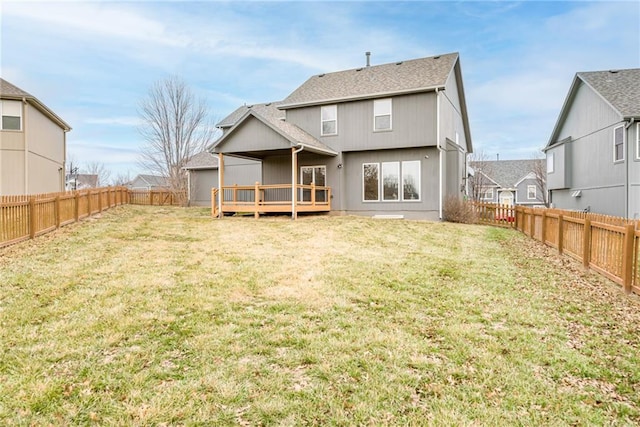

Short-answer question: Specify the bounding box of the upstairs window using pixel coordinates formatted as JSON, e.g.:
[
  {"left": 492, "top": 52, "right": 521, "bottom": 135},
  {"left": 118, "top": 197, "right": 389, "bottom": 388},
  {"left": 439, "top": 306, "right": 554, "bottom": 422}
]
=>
[
  {"left": 373, "top": 98, "right": 392, "bottom": 131},
  {"left": 527, "top": 185, "right": 536, "bottom": 200},
  {"left": 614, "top": 125, "right": 624, "bottom": 162},
  {"left": 1, "top": 100, "right": 22, "bottom": 130},
  {"left": 547, "top": 152, "right": 554, "bottom": 173},
  {"left": 321, "top": 105, "right": 337, "bottom": 136},
  {"left": 482, "top": 188, "right": 493, "bottom": 200}
]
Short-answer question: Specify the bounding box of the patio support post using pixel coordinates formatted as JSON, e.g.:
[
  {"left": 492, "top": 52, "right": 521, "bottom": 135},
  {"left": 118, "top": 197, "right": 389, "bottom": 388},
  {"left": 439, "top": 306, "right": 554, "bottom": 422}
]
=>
[
  {"left": 291, "top": 146, "right": 303, "bottom": 220},
  {"left": 218, "top": 153, "right": 224, "bottom": 218}
]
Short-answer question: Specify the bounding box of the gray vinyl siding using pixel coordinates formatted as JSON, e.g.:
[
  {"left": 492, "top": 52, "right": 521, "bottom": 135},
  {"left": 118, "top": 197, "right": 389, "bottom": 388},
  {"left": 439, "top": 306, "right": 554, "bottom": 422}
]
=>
[
  {"left": 190, "top": 169, "right": 218, "bottom": 206},
  {"left": 551, "top": 187, "right": 626, "bottom": 217},
  {"left": 284, "top": 92, "right": 437, "bottom": 152},
  {"left": 515, "top": 178, "right": 544, "bottom": 205},
  {"left": 630, "top": 123, "right": 640, "bottom": 219},
  {"left": 441, "top": 71, "right": 469, "bottom": 153},
  {"left": 445, "top": 139, "right": 464, "bottom": 198},
  {"left": 546, "top": 143, "right": 570, "bottom": 190},
  {"left": 549, "top": 81, "right": 631, "bottom": 216},
  {"left": 341, "top": 147, "right": 439, "bottom": 220},
  {"left": 221, "top": 117, "right": 292, "bottom": 153}
]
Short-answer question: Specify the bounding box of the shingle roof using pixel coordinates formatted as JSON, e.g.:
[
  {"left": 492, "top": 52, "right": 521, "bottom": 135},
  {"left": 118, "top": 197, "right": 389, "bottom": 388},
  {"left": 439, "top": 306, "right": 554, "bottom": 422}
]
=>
[
  {"left": 217, "top": 101, "right": 284, "bottom": 128},
  {"left": 0, "top": 78, "right": 33, "bottom": 97},
  {"left": 578, "top": 69, "right": 640, "bottom": 118},
  {"left": 183, "top": 151, "right": 219, "bottom": 170},
  {"left": 470, "top": 159, "right": 543, "bottom": 189},
  {"left": 0, "top": 78, "right": 71, "bottom": 130},
  {"left": 214, "top": 103, "right": 337, "bottom": 156},
  {"left": 279, "top": 52, "right": 459, "bottom": 108},
  {"left": 134, "top": 174, "right": 169, "bottom": 187}
]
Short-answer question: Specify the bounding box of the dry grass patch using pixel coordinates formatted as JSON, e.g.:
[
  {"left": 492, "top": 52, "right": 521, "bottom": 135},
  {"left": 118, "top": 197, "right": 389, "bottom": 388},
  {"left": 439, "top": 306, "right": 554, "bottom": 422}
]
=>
[{"left": 1, "top": 206, "right": 639, "bottom": 425}]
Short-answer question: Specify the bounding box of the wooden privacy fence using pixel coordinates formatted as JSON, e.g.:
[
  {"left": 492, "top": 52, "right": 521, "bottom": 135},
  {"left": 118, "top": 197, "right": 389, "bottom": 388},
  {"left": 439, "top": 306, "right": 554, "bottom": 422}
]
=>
[
  {"left": 128, "top": 190, "right": 184, "bottom": 206},
  {"left": 472, "top": 202, "right": 640, "bottom": 295},
  {"left": 1, "top": 188, "right": 182, "bottom": 248}
]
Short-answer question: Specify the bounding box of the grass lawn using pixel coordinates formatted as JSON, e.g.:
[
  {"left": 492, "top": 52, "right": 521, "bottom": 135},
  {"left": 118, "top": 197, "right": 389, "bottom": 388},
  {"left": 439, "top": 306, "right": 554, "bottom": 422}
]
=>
[{"left": 1, "top": 206, "right": 639, "bottom": 425}]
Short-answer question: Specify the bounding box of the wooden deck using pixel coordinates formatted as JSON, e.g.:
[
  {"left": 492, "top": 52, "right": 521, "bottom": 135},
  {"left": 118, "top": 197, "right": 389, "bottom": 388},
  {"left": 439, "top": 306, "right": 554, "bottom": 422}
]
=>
[{"left": 211, "top": 183, "right": 331, "bottom": 218}]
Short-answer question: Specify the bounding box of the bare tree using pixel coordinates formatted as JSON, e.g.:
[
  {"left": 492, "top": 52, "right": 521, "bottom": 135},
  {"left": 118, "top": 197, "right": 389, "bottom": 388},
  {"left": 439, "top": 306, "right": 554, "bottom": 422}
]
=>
[
  {"left": 531, "top": 152, "right": 549, "bottom": 207},
  {"left": 84, "top": 161, "right": 112, "bottom": 187},
  {"left": 467, "top": 150, "right": 494, "bottom": 202},
  {"left": 112, "top": 171, "right": 132, "bottom": 187},
  {"left": 138, "top": 75, "right": 213, "bottom": 205}
]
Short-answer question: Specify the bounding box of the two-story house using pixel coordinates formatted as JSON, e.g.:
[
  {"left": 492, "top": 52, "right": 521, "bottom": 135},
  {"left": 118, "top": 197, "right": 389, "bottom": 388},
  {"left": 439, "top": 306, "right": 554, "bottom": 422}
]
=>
[
  {"left": 1, "top": 78, "right": 71, "bottom": 195},
  {"left": 544, "top": 68, "right": 640, "bottom": 219},
  {"left": 211, "top": 52, "right": 472, "bottom": 220},
  {"left": 470, "top": 159, "right": 547, "bottom": 207}
]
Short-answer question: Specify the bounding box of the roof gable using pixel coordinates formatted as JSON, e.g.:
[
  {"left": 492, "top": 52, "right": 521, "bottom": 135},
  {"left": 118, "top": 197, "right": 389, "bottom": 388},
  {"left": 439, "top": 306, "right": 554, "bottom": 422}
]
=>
[
  {"left": 546, "top": 68, "right": 640, "bottom": 148},
  {"left": 471, "top": 160, "right": 543, "bottom": 189},
  {"left": 279, "top": 52, "right": 459, "bottom": 109},
  {"left": 213, "top": 104, "right": 337, "bottom": 156},
  {"left": 0, "top": 78, "right": 72, "bottom": 131}
]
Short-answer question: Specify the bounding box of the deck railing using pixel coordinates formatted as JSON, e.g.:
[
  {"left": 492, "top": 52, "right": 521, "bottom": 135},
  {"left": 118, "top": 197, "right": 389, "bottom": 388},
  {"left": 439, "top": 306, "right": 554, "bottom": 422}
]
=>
[{"left": 214, "top": 183, "right": 331, "bottom": 217}]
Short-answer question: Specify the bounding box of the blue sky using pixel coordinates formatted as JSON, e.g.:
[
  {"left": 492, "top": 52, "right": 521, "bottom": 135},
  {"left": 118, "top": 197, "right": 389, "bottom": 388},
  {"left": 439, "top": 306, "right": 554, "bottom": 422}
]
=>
[{"left": 2, "top": 0, "right": 639, "bottom": 180}]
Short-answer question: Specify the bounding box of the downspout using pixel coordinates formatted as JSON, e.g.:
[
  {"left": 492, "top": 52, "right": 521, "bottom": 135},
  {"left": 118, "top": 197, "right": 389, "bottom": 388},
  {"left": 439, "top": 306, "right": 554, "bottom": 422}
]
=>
[
  {"left": 22, "top": 97, "right": 28, "bottom": 193},
  {"left": 186, "top": 170, "right": 191, "bottom": 206},
  {"left": 436, "top": 88, "right": 443, "bottom": 220},
  {"left": 625, "top": 118, "right": 635, "bottom": 218},
  {"left": 291, "top": 145, "right": 304, "bottom": 219}
]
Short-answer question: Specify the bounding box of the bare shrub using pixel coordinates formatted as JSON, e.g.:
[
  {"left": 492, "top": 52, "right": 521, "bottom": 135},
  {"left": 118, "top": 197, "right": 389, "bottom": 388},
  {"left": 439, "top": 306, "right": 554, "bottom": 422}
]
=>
[{"left": 443, "top": 195, "right": 477, "bottom": 224}]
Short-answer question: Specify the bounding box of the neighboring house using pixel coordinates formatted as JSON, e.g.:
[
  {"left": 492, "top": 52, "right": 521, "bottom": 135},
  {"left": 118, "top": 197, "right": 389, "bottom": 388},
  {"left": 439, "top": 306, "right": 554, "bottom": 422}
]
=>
[
  {"left": 182, "top": 151, "right": 261, "bottom": 206},
  {"left": 65, "top": 173, "right": 98, "bottom": 190},
  {"left": 544, "top": 68, "right": 640, "bottom": 219},
  {"left": 0, "top": 78, "right": 71, "bottom": 195},
  {"left": 128, "top": 174, "right": 170, "bottom": 191},
  {"left": 470, "top": 159, "right": 546, "bottom": 206},
  {"left": 212, "top": 52, "right": 472, "bottom": 220}
]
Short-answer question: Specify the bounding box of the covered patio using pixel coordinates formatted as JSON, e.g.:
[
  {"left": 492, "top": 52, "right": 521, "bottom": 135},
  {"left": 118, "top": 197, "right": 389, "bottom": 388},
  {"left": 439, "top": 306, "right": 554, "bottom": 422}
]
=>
[{"left": 210, "top": 104, "right": 337, "bottom": 219}]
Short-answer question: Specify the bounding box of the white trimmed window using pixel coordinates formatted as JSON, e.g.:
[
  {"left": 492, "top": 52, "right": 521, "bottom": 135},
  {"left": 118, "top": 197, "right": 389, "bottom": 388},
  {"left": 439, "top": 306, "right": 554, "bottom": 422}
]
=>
[
  {"left": 382, "top": 162, "right": 399, "bottom": 201},
  {"left": 527, "top": 185, "right": 536, "bottom": 200},
  {"left": 0, "top": 100, "right": 22, "bottom": 130},
  {"left": 363, "top": 163, "right": 379, "bottom": 201},
  {"left": 373, "top": 98, "right": 392, "bottom": 131},
  {"left": 402, "top": 160, "right": 420, "bottom": 201},
  {"left": 547, "top": 152, "right": 554, "bottom": 173},
  {"left": 321, "top": 105, "right": 337, "bottom": 136},
  {"left": 482, "top": 188, "right": 493, "bottom": 200},
  {"left": 363, "top": 160, "right": 421, "bottom": 202},
  {"left": 614, "top": 125, "right": 624, "bottom": 162}
]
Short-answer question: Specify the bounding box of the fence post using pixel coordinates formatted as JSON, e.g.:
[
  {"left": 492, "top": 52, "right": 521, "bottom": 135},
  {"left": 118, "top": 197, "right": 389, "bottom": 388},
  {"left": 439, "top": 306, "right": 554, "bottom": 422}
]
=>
[
  {"left": 621, "top": 224, "right": 635, "bottom": 294},
  {"left": 74, "top": 192, "right": 80, "bottom": 221},
  {"left": 529, "top": 210, "right": 535, "bottom": 238},
  {"left": 254, "top": 181, "right": 260, "bottom": 219},
  {"left": 98, "top": 189, "right": 103, "bottom": 212},
  {"left": 87, "top": 191, "right": 92, "bottom": 216},
  {"left": 558, "top": 214, "right": 564, "bottom": 255},
  {"left": 55, "top": 195, "right": 61, "bottom": 229},
  {"left": 541, "top": 210, "right": 547, "bottom": 244},
  {"left": 29, "top": 197, "right": 36, "bottom": 239},
  {"left": 583, "top": 218, "right": 591, "bottom": 269}
]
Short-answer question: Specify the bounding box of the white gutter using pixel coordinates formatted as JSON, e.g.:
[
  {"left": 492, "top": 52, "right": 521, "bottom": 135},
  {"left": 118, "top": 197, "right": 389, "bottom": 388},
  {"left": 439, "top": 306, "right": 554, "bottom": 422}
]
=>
[
  {"left": 291, "top": 145, "right": 304, "bottom": 219},
  {"left": 436, "top": 88, "right": 443, "bottom": 220}
]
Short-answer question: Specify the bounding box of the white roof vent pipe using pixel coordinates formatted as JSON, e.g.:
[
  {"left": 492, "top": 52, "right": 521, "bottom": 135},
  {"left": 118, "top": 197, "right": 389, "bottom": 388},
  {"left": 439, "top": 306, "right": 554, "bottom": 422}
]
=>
[{"left": 366, "top": 51, "right": 371, "bottom": 67}]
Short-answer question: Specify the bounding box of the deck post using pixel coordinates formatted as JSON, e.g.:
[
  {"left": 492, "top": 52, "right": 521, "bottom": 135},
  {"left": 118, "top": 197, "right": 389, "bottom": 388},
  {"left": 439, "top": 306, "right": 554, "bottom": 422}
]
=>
[
  {"left": 254, "top": 181, "right": 260, "bottom": 219},
  {"left": 291, "top": 147, "right": 299, "bottom": 220},
  {"left": 311, "top": 182, "right": 316, "bottom": 206},
  {"left": 218, "top": 154, "right": 224, "bottom": 218}
]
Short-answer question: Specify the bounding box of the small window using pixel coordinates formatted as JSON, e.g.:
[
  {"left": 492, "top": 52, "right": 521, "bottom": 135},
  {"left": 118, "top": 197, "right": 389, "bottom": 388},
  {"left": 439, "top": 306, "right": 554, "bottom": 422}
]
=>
[
  {"left": 382, "top": 162, "right": 399, "bottom": 201},
  {"left": 527, "top": 185, "right": 536, "bottom": 200},
  {"left": 482, "top": 188, "right": 493, "bottom": 200},
  {"left": 614, "top": 125, "right": 624, "bottom": 162},
  {"left": 363, "top": 163, "right": 379, "bottom": 201},
  {"left": 373, "top": 98, "right": 392, "bottom": 131},
  {"left": 321, "top": 105, "right": 337, "bottom": 136},
  {"left": 1, "top": 100, "right": 22, "bottom": 131},
  {"left": 547, "top": 153, "right": 554, "bottom": 173}
]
